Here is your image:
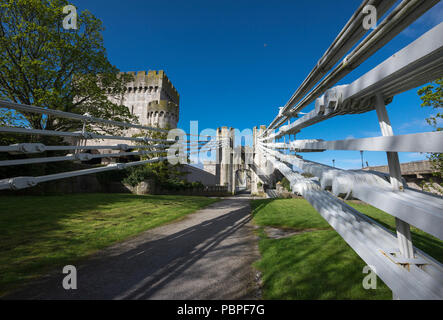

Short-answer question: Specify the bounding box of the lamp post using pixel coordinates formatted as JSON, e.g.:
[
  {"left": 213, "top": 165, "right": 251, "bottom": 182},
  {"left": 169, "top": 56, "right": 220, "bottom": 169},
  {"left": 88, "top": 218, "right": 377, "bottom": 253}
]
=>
[{"left": 360, "top": 150, "right": 364, "bottom": 168}]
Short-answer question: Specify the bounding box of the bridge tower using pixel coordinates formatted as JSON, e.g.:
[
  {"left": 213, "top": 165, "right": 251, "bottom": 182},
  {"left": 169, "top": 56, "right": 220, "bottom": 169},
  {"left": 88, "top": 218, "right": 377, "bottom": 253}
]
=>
[
  {"left": 216, "top": 127, "right": 235, "bottom": 193},
  {"left": 109, "top": 70, "right": 180, "bottom": 129},
  {"left": 251, "top": 125, "right": 267, "bottom": 194}
]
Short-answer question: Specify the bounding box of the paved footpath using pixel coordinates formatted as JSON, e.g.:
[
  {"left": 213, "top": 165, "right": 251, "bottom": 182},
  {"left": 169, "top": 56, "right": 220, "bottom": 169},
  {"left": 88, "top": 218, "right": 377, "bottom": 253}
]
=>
[{"left": 6, "top": 195, "right": 260, "bottom": 300}]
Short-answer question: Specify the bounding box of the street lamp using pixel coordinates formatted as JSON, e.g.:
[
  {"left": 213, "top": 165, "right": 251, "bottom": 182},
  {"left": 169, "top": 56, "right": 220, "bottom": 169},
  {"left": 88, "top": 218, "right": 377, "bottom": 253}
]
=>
[{"left": 360, "top": 150, "right": 364, "bottom": 168}]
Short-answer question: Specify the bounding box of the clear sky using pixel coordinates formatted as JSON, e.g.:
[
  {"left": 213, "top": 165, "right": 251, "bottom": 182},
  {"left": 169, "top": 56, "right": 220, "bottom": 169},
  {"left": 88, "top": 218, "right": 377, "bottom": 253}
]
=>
[{"left": 74, "top": 0, "right": 443, "bottom": 169}]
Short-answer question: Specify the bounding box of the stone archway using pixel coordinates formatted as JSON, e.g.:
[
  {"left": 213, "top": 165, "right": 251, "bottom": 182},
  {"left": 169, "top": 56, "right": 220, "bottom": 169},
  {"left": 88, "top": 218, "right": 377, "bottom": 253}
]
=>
[{"left": 234, "top": 168, "right": 251, "bottom": 192}]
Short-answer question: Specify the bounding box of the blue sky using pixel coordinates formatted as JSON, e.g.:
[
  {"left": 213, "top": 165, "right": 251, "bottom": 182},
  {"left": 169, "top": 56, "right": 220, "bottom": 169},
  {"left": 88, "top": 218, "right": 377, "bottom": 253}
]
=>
[{"left": 74, "top": 0, "right": 443, "bottom": 169}]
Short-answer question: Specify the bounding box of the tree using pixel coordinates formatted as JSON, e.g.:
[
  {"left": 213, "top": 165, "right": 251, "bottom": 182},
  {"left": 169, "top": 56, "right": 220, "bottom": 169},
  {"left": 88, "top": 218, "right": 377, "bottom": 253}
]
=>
[
  {"left": 0, "top": 0, "right": 136, "bottom": 133},
  {"left": 418, "top": 78, "right": 442, "bottom": 179}
]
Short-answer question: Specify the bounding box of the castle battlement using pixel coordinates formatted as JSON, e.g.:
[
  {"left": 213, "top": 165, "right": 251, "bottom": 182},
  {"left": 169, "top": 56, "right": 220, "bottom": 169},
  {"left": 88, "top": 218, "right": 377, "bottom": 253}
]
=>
[{"left": 120, "top": 70, "right": 179, "bottom": 105}]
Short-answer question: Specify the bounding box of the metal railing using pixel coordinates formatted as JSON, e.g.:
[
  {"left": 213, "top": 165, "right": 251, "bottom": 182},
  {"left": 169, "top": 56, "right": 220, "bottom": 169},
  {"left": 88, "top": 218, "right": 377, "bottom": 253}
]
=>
[
  {"left": 0, "top": 100, "right": 226, "bottom": 191},
  {"left": 0, "top": 0, "right": 442, "bottom": 300},
  {"left": 256, "top": 1, "right": 443, "bottom": 299}
]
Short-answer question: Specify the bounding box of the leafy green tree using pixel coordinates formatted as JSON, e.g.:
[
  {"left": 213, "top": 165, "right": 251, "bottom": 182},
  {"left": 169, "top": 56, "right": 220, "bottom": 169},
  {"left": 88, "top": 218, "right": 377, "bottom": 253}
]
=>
[
  {"left": 418, "top": 78, "right": 442, "bottom": 179},
  {"left": 0, "top": 0, "right": 136, "bottom": 133}
]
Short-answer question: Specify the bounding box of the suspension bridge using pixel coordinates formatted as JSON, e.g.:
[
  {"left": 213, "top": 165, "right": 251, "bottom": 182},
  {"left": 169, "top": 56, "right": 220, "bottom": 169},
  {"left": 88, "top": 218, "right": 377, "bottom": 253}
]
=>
[{"left": 1, "top": 0, "right": 442, "bottom": 299}]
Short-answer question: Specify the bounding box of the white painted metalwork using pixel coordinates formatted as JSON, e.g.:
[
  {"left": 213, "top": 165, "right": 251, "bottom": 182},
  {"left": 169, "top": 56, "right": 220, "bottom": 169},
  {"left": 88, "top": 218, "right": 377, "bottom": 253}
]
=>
[
  {"left": 259, "top": 144, "right": 443, "bottom": 240},
  {"left": 256, "top": 1, "right": 443, "bottom": 300},
  {"left": 263, "top": 131, "right": 443, "bottom": 153},
  {"left": 262, "top": 20, "right": 443, "bottom": 141},
  {"left": 259, "top": 146, "right": 443, "bottom": 300},
  {"left": 0, "top": 100, "right": 167, "bottom": 133},
  {"left": 1, "top": 0, "right": 442, "bottom": 300},
  {"left": 263, "top": 0, "right": 441, "bottom": 136},
  {"left": 0, "top": 99, "right": 224, "bottom": 191}
]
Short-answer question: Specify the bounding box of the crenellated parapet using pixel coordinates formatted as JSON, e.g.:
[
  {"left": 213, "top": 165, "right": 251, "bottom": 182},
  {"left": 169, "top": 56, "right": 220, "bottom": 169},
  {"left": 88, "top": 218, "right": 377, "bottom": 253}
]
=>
[{"left": 120, "top": 70, "right": 180, "bottom": 105}]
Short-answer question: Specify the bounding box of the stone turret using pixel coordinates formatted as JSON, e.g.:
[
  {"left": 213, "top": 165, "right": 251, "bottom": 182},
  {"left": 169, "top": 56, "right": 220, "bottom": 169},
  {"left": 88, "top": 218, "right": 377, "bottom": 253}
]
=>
[
  {"left": 216, "top": 127, "right": 235, "bottom": 191},
  {"left": 108, "top": 70, "right": 180, "bottom": 129},
  {"left": 251, "top": 125, "right": 267, "bottom": 194}
]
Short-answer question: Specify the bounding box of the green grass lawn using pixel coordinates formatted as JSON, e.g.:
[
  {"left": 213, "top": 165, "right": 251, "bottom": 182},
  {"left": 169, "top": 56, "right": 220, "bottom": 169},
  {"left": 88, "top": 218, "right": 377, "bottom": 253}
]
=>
[
  {"left": 251, "top": 198, "right": 443, "bottom": 300},
  {"left": 0, "top": 193, "right": 218, "bottom": 296}
]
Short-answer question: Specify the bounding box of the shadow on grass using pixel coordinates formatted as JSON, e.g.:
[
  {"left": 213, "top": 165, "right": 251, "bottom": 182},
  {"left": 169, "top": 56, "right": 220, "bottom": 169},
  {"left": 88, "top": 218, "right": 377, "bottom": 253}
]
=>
[
  {"left": 251, "top": 198, "right": 392, "bottom": 299},
  {"left": 4, "top": 198, "right": 255, "bottom": 300},
  {"left": 0, "top": 193, "right": 217, "bottom": 295},
  {"left": 256, "top": 229, "right": 392, "bottom": 300}
]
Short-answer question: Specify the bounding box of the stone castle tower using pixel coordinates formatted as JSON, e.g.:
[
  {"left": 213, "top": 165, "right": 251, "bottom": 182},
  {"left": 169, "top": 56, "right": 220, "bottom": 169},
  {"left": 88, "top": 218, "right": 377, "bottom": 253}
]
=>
[{"left": 110, "top": 70, "right": 180, "bottom": 129}]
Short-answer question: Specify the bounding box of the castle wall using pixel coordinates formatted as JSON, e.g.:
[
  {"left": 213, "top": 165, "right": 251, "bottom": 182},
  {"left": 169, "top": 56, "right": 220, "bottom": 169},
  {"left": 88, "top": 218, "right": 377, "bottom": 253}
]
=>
[
  {"left": 203, "top": 161, "right": 217, "bottom": 176},
  {"left": 251, "top": 125, "right": 267, "bottom": 194},
  {"left": 109, "top": 70, "right": 180, "bottom": 129},
  {"left": 84, "top": 70, "right": 180, "bottom": 156},
  {"left": 179, "top": 164, "right": 217, "bottom": 186}
]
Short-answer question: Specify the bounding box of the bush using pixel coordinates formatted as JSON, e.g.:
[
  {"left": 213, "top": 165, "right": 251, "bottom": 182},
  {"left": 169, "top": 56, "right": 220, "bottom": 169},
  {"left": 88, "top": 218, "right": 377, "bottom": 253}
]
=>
[
  {"left": 158, "top": 179, "right": 204, "bottom": 191},
  {"left": 122, "top": 166, "right": 155, "bottom": 187},
  {"left": 191, "top": 181, "right": 204, "bottom": 189}
]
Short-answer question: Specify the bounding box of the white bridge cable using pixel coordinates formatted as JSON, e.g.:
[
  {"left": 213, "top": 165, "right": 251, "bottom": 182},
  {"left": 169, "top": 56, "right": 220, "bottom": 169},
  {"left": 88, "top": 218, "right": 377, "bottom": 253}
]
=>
[
  {"left": 251, "top": 1, "right": 443, "bottom": 300},
  {"left": 265, "top": 0, "right": 398, "bottom": 132},
  {"left": 0, "top": 100, "right": 167, "bottom": 133},
  {"left": 262, "top": 131, "right": 443, "bottom": 153},
  {"left": 259, "top": 147, "right": 443, "bottom": 299},
  {"left": 0, "top": 140, "right": 225, "bottom": 190},
  {"left": 184, "top": 139, "right": 226, "bottom": 146},
  {"left": 262, "top": 21, "right": 443, "bottom": 141},
  {"left": 179, "top": 138, "right": 229, "bottom": 150},
  {"left": 262, "top": 0, "right": 441, "bottom": 137},
  {"left": 0, "top": 148, "right": 169, "bottom": 167},
  {"left": 0, "top": 143, "right": 172, "bottom": 154},
  {"left": 0, "top": 155, "right": 177, "bottom": 191},
  {"left": 258, "top": 144, "right": 443, "bottom": 240},
  {"left": 0, "top": 126, "right": 176, "bottom": 144}
]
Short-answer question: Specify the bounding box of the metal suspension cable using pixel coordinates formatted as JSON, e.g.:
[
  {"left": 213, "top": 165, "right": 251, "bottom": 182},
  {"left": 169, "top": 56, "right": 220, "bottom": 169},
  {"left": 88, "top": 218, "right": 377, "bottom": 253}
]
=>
[
  {"left": 261, "top": 131, "right": 443, "bottom": 153},
  {"left": 258, "top": 143, "right": 443, "bottom": 240},
  {"left": 0, "top": 155, "right": 175, "bottom": 191},
  {"left": 0, "top": 148, "right": 168, "bottom": 167},
  {"left": 0, "top": 143, "right": 171, "bottom": 154},
  {"left": 258, "top": 149, "right": 443, "bottom": 299},
  {"left": 0, "top": 100, "right": 167, "bottom": 132},
  {"left": 261, "top": 20, "right": 443, "bottom": 141},
  {"left": 0, "top": 126, "right": 176, "bottom": 143},
  {"left": 262, "top": 0, "right": 440, "bottom": 137},
  {"left": 265, "top": 0, "right": 396, "bottom": 132}
]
